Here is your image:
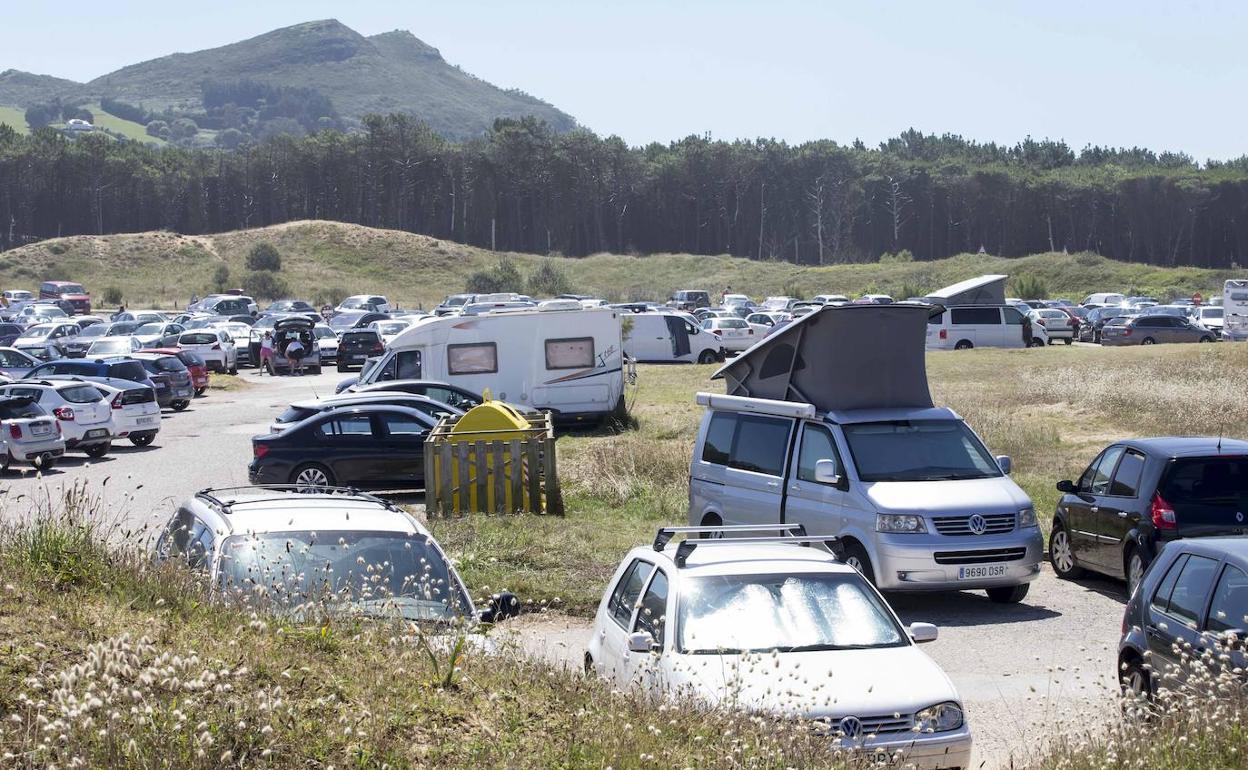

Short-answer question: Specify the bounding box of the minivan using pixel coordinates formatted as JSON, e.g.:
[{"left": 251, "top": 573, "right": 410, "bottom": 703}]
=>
[
  {"left": 926, "top": 305, "right": 1034, "bottom": 350},
  {"left": 624, "top": 312, "right": 723, "bottom": 364},
  {"left": 669, "top": 290, "right": 711, "bottom": 312},
  {"left": 1082, "top": 292, "right": 1126, "bottom": 307},
  {"left": 39, "top": 281, "right": 91, "bottom": 315},
  {"left": 689, "top": 303, "right": 1043, "bottom": 603}
]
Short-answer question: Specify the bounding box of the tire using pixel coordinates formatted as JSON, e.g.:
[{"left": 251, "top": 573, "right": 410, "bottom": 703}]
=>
[
  {"left": 1, "top": 453, "right": 10, "bottom": 472},
  {"left": 698, "top": 513, "right": 724, "bottom": 538},
  {"left": 229, "top": 362, "right": 238, "bottom": 375},
  {"left": 583, "top": 653, "right": 595, "bottom": 676},
  {"left": 842, "top": 541, "right": 876, "bottom": 585},
  {"left": 337, "top": 363, "right": 348, "bottom": 373},
  {"left": 1199, "top": 336, "right": 1213, "bottom": 343},
  {"left": 195, "top": 387, "right": 206, "bottom": 397},
  {"left": 1141, "top": 337, "right": 1156, "bottom": 345},
  {"left": 1063, "top": 338, "right": 1073, "bottom": 345},
  {"left": 697, "top": 349, "right": 718, "bottom": 364},
  {"left": 1049, "top": 523, "right": 1085, "bottom": 579},
  {"left": 310, "top": 366, "right": 321, "bottom": 375},
  {"left": 130, "top": 433, "right": 155, "bottom": 447},
  {"left": 954, "top": 340, "right": 973, "bottom": 351},
  {"left": 987, "top": 584, "right": 1030, "bottom": 604},
  {"left": 35, "top": 455, "right": 56, "bottom": 472},
  {"left": 1125, "top": 548, "right": 1145, "bottom": 597},
  {"left": 84, "top": 442, "right": 109, "bottom": 459},
  {"left": 1120, "top": 656, "right": 1153, "bottom": 700},
  {"left": 291, "top": 463, "right": 335, "bottom": 492},
  {"left": 171, "top": 400, "right": 190, "bottom": 412},
  {"left": 1029, "top": 338, "right": 1045, "bottom": 348}
]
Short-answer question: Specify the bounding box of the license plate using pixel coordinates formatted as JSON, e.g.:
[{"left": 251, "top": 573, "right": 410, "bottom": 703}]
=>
[
  {"left": 959, "top": 564, "right": 1007, "bottom": 580},
  {"left": 32, "top": 423, "right": 51, "bottom": 435},
  {"left": 862, "top": 751, "right": 898, "bottom": 767},
  {"left": 137, "top": 417, "right": 157, "bottom": 425},
  {"left": 85, "top": 429, "right": 108, "bottom": 439},
  {"left": 176, "top": 388, "right": 192, "bottom": 397}
]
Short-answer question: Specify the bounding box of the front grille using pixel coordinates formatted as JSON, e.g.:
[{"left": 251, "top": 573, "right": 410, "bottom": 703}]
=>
[
  {"left": 932, "top": 513, "right": 1016, "bottom": 536},
  {"left": 823, "top": 713, "right": 916, "bottom": 737},
  {"left": 934, "top": 547, "right": 1027, "bottom": 565}
]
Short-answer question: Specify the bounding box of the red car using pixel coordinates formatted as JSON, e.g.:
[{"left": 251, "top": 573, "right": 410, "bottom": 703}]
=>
[
  {"left": 140, "top": 347, "right": 210, "bottom": 396},
  {"left": 39, "top": 280, "right": 91, "bottom": 314}
]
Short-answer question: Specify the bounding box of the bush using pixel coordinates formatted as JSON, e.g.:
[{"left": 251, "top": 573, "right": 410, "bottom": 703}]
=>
[
  {"left": 145, "top": 120, "right": 169, "bottom": 139},
  {"left": 102, "top": 286, "right": 123, "bottom": 305},
  {"left": 242, "top": 270, "right": 288, "bottom": 300},
  {"left": 211, "top": 264, "right": 230, "bottom": 292},
  {"left": 879, "top": 249, "right": 915, "bottom": 263},
  {"left": 527, "top": 259, "right": 572, "bottom": 296},
  {"left": 245, "top": 242, "right": 282, "bottom": 272},
  {"left": 170, "top": 117, "right": 199, "bottom": 141},
  {"left": 466, "top": 257, "right": 524, "bottom": 294},
  {"left": 1011, "top": 274, "right": 1049, "bottom": 300},
  {"left": 897, "top": 282, "right": 926, "bottom": 300},
  {"left": 314, "top": 286, "right": 346, "bottom": 307}
]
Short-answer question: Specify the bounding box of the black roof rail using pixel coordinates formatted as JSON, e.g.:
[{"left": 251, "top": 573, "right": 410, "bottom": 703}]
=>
[{"left": 653, "top": 524, "right": 807, "bottom": 551}]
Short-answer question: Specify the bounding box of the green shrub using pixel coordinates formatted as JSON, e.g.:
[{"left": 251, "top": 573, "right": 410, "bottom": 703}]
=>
[
  {"left": 245, "top": 242, "right": 282, "bottom": 272},
  {"left": 242, "top": 270, "right": 288, "bottom": 300},
  {"left": 879, "top": 249, "right": 914, "bottom": 263},
  {"left": 211, "top": 264, "right": 231, "bottom": 292},
  {"left": 1010, "top": 274, "right": 1049, "bottom": 299},
  {"left": 527, "top": 259, "right": 572, "bottom": 296},
  {"left": 102, "top": 286, "right": 123, "bottom": 305},
  {"left": 466, "top": 257, "right": 524, "bottom": 294},
  {"left": 47, "top": 242, "right": 68, "bottom": 256}
]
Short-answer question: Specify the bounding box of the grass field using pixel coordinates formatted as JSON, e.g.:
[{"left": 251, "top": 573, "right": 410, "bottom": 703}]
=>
[
  {"left": 431, "top": 342, "right": 1248, "bottom": 616},
  {"left": 85, "top": 102, "right": 166, "bottom": 145},
  {"left": 0, "top": 220, "right": 1240, "bottom": 312},
  {"left": 0, "top": 104, "right": 29, "bottom": 134}
]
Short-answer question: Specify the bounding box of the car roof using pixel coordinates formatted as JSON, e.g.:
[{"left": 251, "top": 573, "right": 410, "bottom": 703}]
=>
[
  {"left": 823, "top": 405, "right": 959, "bottom": 424},
  {"left": 292, "top": 393, "right": 446, "bottom": 410},
  {"left": 1120, "top": 437, "right": 1248, "bottom": 457},
  {"left": 632, "top": 542, "right": 851, "bottom": 576},
  {"left": 6, "top": 379, "right": 92, "bottom": 390},
  {"left": 1164, "top": 537, "right": 1248, "bottom": 562},
  {"left": 194, "top": 489, "right": 426, "bottom": 535}
]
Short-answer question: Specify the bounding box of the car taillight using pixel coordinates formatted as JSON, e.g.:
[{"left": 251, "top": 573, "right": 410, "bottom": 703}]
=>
[
  {"left": 111, "top": 393, "right": 124, "bottom": 409},
  {"left": 939, "top": 329, "right": 947, "bottom": 340},
  {"left": 1151, "top": 492, "right": 1177, "bottom": 530},
  {"left": 371, "top": 343, "right": 384, "bottom": 353},
  {"left": 253, "top": 443, "right": 269, "bottom": 459},
  {"left": 1123, "top": 328, "right": 1132, "bottom": 336},
  {"left": 53, "top": 407, "right": 74, "bottom": 421},
  {"left": 8, "top": 423, "right": 19, "bottom": 439}
]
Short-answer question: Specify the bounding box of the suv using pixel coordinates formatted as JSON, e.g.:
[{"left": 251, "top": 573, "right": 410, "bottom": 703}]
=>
[
  {"left": 39, "top": 281, "right": 91, "bottom": 314},
  {"left": 0, "top": 396, "right": 65, "bottom": 471},
  {"left": 132, "top": 353, "right": 195, "bottom": 410},
  {"left": 0, "top": 380, "right": 115, "bottom": 457},
  {"left": 337, "top": 329, "right": 385, "bottom": 372},
  {"left": 668, "top": 290, "right": 711, "bottom": 312},
  {"left": 1050, "top": 438, "right": 1248, "bottom": 594},
  {"left": 587, "top": 525, "right": 970, "bottom": 769},
  {"left": 1118, "top": 538, "right": 1248, "bottom": 698},
  {"left": 153, "top": 487, "right": 516, "bottom": 623}
]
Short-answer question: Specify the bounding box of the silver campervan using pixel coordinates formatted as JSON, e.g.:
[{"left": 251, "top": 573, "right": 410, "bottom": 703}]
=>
[{"left": 687, "top": 303, "right": 1043, "bottom": 603}]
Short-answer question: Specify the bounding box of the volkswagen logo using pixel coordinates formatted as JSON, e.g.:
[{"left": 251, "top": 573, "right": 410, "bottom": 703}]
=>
[
  {"left": 838, "top": 716, "right": 863, "bottom": 740},
  {"left": 968, "top": 514, "right": 988, "bottom": 535}
]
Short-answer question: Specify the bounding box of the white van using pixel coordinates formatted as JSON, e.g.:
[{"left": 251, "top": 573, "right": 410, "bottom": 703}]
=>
[
  {"left": 926, "top": 305, "right": 1032, "bottom": 350},
  {"left": 623, "top": 312, "right": 723, "bottom": 364},
  {"left": 1082, "top": 292, "right": 1125, "bottom": 306},
  {"left": 356, "top": 306, "right": 627, "bottom": 424},
  {"left": 688, "top": 304, "right": 1043, "bottom": 604}
]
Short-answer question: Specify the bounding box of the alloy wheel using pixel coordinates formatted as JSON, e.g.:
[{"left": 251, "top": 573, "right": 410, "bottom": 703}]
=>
[
  {"left": 294, "top": 466, "right": 331, "bottom": 491},
  {"left": 1127, "top": 553, "right": 1144, "bottom": 596},
  {"left": 1051, "top": 530, "right": 1075, "bottom": 573}
]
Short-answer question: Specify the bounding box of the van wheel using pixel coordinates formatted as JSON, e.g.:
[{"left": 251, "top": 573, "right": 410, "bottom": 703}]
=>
[
  {"left": 1029, "top": 338, "right": 1045, "bottom": 348},
  {"left": 842, "top": 542, "right": 875, "bottom": 584},
  {"left": 697, "top": 349, "right": 718, "bottom": 364},
  {"left": 987, "top": 584, "right": 1030, "bottom": 604},
  {"left": 954, "top": 340, "right": 973, "bottom": 351},
  {"left": 1141, "top": 337, "right": 1156, "bottom": 345}
]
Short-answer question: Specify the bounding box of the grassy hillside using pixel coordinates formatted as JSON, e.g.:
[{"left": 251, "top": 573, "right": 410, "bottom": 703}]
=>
[
  {"left": 0, "top": 220, "right": 1238, "bottom": 311},
  {"left": 0, "top": 104, "right": 27, "bottom": 134},
  {"left": 84, "top": 102, "right": 164, "bottom": 145}
]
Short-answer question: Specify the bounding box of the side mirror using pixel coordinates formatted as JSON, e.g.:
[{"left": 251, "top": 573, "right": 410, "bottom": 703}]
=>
[
  {"left": 478, "top": 591, "right": 520, "bottom": 624},
  {"left": 814, "top": 459, "right": 843, "bottom": 487},
  {"left": 908, "top": 622, "right": 939, "bottom": 644},
  {"left": 996, "top": 455, "right": 1012, "bottom": 475},
  {"left": 1056, "top": 479, "right": 1076, "bottom": 494},
  {"left": 627, "top": 631, "right": 659, "bottom": 654}
]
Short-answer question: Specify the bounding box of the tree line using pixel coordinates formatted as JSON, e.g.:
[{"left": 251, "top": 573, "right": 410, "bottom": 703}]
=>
[{"left": 2, "top": 118, "right": 1248, "bottom": 268}]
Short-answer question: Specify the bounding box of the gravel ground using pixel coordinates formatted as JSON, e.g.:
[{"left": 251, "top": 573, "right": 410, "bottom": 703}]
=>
[{"left": 0, "top": 368, "right": 1127, "bottom": 768}]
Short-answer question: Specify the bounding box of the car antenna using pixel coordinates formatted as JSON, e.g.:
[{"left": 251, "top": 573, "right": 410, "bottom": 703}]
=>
[{"left": 1217, "top": 424, "right": 1223, "bottom": 452}]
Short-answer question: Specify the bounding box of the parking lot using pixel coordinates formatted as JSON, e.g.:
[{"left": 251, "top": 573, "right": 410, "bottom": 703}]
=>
[{"left": 0, "top": 363, "right": 1134, "bottom": 770}]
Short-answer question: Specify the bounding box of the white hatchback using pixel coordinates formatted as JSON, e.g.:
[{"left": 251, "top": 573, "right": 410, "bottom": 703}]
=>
[
  {"left": 177, "top": 329, "right": 237, "bottom": 373},
  {"left": 0, "top": 379, "right": 116, "bottom": 456},
  {"left": 89, "top": 378, "right": 161, "bottom": 447},
  {"left": 587, "top": 525, "right": 971, "bottom": 770},
  {"left": 700, "top": 317, "right": 755, "bottom": 353}
]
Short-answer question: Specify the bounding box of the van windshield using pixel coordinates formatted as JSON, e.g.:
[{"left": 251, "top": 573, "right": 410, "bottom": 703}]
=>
[{"left": 841, "top": 419, "right": 1002, "bottom": 482}]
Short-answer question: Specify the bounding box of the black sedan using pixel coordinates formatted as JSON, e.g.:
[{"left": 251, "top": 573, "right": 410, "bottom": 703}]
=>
[{"left": 249, "top": 405, "right": 435, "bottom": 491}]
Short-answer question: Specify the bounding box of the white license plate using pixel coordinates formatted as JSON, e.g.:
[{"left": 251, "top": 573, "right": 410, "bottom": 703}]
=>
[
  {"left": 31, "top": 423, "right": 51, "bottom": 435},
  {"left": 137, "top": 417, "right": 157, "bottom": 425},
  {"left": 85, "top": 429, "right": 108, "bottom": 439},
  {"left": 959, "top": 564, "right": 1007, "bottom": 580}
]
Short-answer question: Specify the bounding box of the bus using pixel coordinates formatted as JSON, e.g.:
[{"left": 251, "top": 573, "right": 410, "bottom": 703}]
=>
[{"left": 1225, "top": 279, "right": 1248, "bottom": 342}]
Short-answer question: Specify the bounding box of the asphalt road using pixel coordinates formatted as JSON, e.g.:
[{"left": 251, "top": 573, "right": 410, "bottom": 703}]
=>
[{"left": 0, "top": 367, "right": 1129, "bottom": 769}]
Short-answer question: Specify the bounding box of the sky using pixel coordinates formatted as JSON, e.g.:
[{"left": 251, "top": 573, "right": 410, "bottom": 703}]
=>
[{"left": 4, "top": 0, "right": 1245, "bottom": 160}]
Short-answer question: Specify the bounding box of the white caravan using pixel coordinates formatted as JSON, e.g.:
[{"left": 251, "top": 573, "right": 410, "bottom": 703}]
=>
[
  {"left": 356, "top": 307, "right": 627, "bottom": 424},
  {"left": 1224, "top": 279, "right": 1248, "bottom": 342},
  {"left": 623, "top": 311, "right": 724, "bottom": 364}
]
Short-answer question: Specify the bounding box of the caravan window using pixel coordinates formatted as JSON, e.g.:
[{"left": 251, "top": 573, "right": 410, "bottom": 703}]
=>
[
  {"left": 447, "top": 343, "right": 498, "bottom": 375},
  {"left": 545, "top": 337, "right": 594, "bottom": 369}
]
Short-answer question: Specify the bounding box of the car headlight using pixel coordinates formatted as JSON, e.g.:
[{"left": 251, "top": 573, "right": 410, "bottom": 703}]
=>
[
  {"left": 914, "top": 702, "right": 963, "bottom": 733},
  {"left": 1018, "top": 506, "right": 1037, "bottom": 528},
  {"left": 876, "top": 514, "right": 927, "bottom": 534}
]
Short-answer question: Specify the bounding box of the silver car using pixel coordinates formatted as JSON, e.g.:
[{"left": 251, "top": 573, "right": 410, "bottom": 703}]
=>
[
  {"left": 1101, "top": 314, "right": 1217, "bottom": 345},
  {"left": 0, "top": 396, "right": 65, "bottom": 471}
]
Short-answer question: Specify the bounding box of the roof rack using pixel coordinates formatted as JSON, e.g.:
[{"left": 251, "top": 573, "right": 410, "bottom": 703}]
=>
[
  {"left": 196, "top": 485, "right": 398, "bottom": 514},
  {"left": 653, "top": 524, "right": 843, "bottom": 568}
]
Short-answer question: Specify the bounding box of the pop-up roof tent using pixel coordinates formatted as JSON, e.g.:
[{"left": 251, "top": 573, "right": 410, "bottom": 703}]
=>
[
  {"left": 711, "top": 304, "right": 936, "bottom": 412},
  {"left": 923, "top": 274, "right": 1008, "bottom": 306}
]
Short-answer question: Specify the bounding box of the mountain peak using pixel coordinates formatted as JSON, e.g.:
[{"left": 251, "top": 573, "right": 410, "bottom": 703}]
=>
[{"left": 368, "top": 29, "right": 443, "bottom": 62}]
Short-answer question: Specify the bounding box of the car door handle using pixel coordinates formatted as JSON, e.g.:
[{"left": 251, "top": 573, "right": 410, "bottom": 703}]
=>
[
  {"left": 1090, "top": 506, "right": 1099, "bottom": 513},
  {"left": 789, "top": 483, "right": 801, "bottom": 492},
  {"left": 1117, "top": 511, "right": 1129, "bottom": 518},
  {"left": 765, "top": 481, "right": 779, "bottom": 488}
]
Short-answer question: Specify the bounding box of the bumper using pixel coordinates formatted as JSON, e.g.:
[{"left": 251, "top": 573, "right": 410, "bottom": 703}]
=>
[
  {"left": 116, "top": 414, "right": 161, "bottom": 437},
  {"left": 874, "top": 528, "right": 1044, "bottom": 591},
  {"left": 338, "top": 353, "right": 370, "bottom": 368},
  {"left": 8, "top": 439, "right": 66, "bottom": 463},
  {"left": 247, "top": 460, "right": 286, "bottom": 485},
  {"left": 841, "top": 726, "right": 972, "bottom": 770},
  {"left": 171, "top": 386, "right": 194, "bottom": 399},
  {"left": 64, "top": 427, "right": 114, "bottom": 448}
]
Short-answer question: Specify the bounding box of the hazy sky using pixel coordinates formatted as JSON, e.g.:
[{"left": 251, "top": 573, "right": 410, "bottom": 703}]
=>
[{"left": 5, "top": 0, "right": 1245, "bottom": 160}]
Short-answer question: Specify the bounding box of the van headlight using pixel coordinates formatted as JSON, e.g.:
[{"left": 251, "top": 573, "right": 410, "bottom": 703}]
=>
[
  {"left": 876, "top": 514, "right": 927, "bottom": 533},
  {"left": 1018, "top": 507, "right": 1037, "bottom": 528},
  {"left": 914, "top": 702, "right": 963, "bottom": 733}
]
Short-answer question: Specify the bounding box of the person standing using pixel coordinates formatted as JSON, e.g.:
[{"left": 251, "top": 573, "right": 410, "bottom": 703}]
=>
[
  {"left": 259, "top": 331, "right": 274, "bottom": 376},
  {"left": 286, "top": 336, "right": 306, "bottom": 376}
]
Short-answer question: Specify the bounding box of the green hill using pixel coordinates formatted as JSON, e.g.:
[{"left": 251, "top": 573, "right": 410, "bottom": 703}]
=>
[
  {"left": 0, "top": 221, "right": 1236, "bottom": 310},
  {"left": 0, "top": 104, "right": 27, "bottom": 134},
  {"left": 0, "top": 20, "right": 575, "bottom": 140}
]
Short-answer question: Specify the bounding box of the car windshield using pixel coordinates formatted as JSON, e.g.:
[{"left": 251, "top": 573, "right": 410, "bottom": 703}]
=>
[
  {"left": 340, "top": 298, "right": 370, "bottom": 309},
  {"left": 841, "top": 419, "right": 1002, "bottom": 482},
  {"left": 218, "top": 531, "right": 470, "bottom": 622},
  {"left": 313, "top": 327, "right": 335, "bottom": 339},
  {"left": 178, "top": 351, "right": 205, "bottom": 367},
  {"left": 16, "top": 327, "right": 50, "bottom": 340},
  {"left": 180, "top": 333, "right": 217, "bottom": 345},
  {"left": 1202, "top": 308, "right": 1224, "bottom": 319},
  {"left": 57, "top": 284, "right": 86, "bottom": 294},
  {"left": 678, "top": 573, "right": 906, "bottom": 654},
  {"left": 89, "top": 339, "right": 132, "bottom": 354},
  {"left": 78, "top": 325, "right": 108, "bottom": 338},
  {"left": 135, "top": 322, "right": 164, "bottom": 334},
  {"left": 444, "top": 296, "right": 470, "bottom": 307},
  {"left": 377, "top": 322, "right": 407, "bottom": 335}
]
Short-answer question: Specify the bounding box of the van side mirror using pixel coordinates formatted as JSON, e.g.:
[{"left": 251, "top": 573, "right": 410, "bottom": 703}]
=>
[
  {"left": 996, "top": 455, "right": 1012, "bottom": 475},
  {"left": 908, "top": 622, "right": 939, "bottom": 643},
  {"left": 1056, "top": 479, "right": 1076, "bottom": 494},
  {"left": 627, "top": 631, "right": 659, "bottom": 654},
  {"left": 814, "top": 459, "right": 844, "bottom": 487}
]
